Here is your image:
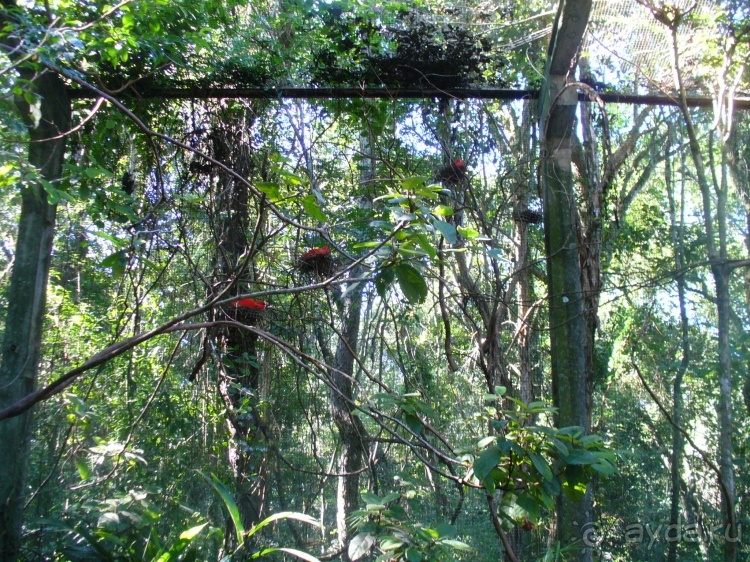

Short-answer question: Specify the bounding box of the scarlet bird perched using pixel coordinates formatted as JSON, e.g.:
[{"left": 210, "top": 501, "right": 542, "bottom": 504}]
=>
[
  {"left": 231, "top": 298, "right": 267, "bottom": 310},
  {"left": 437, "top": 159, "right": 467, "bottom": 182},
  {"left": 300, "top": 246, "right": 331, "bottom": 260}
]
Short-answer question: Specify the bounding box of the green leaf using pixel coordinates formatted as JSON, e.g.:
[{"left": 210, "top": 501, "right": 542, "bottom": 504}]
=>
[
  {"left": 100, "top": 250, "right": 128, "bottom": 277},
  {"left": 405, "top": 547, "right": 422, "bottom": 561},
  {"left": 278, "top": 168, "right": 303, "bottom": 185},
  {"left": 488, "top": 248, "right": 504, "bottom": 260},
  {"left": 256, "top": 182, "right": 282, "bottom": 202},
  {"left": 415, "top": 183, "right": 440, "bottom": 199},
  {"left": 155, "top": 523, "right": 208, "bottom": 562},
  {"left": 252, "top": 547, "right": 321, "bottom": 561},
  {"left": 381, "top": 492, "right": 400, "bottom": 504},
  {"left": 457, "top": 225, "right": 479, "bottom": 239},
  {"left": 403, "top": 412, "right": 423, "bottom": 435},
  {"left": 93, "top": 231, "right": 130, "bottom": 248},
  {"left": 199, "top": 471, "right": 245, "bottom": 546},
  {"left": 528, "top": 452, "right": 553, "bottom": 481},
  {"left": 552, "top": 439, "right": 569, "bottom": 456},
  {"left": 375, "top": 266, "right": 395, "bottom": 298},
  {"left": 402, "top": 176, "right": 428, "bottom": 190},
  {"left": 562, "top": 450, "right": 599, "bottom": 465},
  {"left": 591, "top": 460, "right": 617, "bottom": 476},
  {"left": 380, "top": 536, "right": 405, "bottom": 550},
  {"left": 301, "top": 194, "right": 327, "bottom": 222},
  {"left": 432, "top": 204, "right": 454, "bottom": 217},
  {"left": 473, "top": 445, "right": 501, "bottom": 480},
  {"left": 432, "top": 219, "right": 457, "bottom": 244},
  {"left": 75, "top": 457, "right": 90, "bottom": 480},
  {"left": 394, "top": 263, "right": 427, "bottom": 304},
  {"left": 247, "top": 511, "right": 320, "bottom": 540},
  {"left": 499, "top": 491, "right": 539, "bottom": 524},
  {"left": 441, "top": 539, "right": 472, "bottom": 551},
  {"left": 348, "top": 532, "right": 375, "bottom": 561},
  {"left": 361, "top": 492, "right": 382, "bottom": 505},
  {"left": 477, "top": 436, "right": 496, "bottom": 448},
  {"left": 413, "top": 232, "right": 437, "bottom": 259}
]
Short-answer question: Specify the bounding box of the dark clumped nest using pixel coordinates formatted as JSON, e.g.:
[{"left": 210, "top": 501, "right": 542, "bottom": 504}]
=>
[
  {"left": 297, "top": 246, "right": 336, "bottom": 277},
  {"left": 310, "top": 8, "right": 506, "bottom": 88}
]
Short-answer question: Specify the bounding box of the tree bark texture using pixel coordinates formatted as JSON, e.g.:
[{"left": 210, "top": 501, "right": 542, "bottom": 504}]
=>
[
  {"left": 539, "top": 2, "right": 593, "bottom": 559},
  {"left": 671, "top": 24, "right": 738, "bottom": 557},
  {"left": 665, "top": 130, "right": 689, "bottom": 562},
  {"left": 328, "top": 269, "right": 366, "bottom": 559},
  {"left": 206, "top": 122, "right": 270, "bottom": 556},
  {"left": 0, "top": 70, "right": 70, "bottom": 561}
]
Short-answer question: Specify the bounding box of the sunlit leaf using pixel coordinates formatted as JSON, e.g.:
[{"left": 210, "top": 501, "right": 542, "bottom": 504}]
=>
[
  {"left": 348, "top": 532, "right": 375, "bottom": 560},
  {"left": 301, "top": 194, "right": 327, "bottom": 222}
]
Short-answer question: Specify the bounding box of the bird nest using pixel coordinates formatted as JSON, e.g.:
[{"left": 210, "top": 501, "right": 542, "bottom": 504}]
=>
[
  {"left": 512, "top": 209, "right": 543, "bottom": 224},
  {"left": 437, "top": 159, "right": 467, "bottom": 183},
  {"left": 297, "top": 246, "right": 336, "bottom": 277},
  {"left": 221, "top": 297, "right": 268, "bottom": 325}
]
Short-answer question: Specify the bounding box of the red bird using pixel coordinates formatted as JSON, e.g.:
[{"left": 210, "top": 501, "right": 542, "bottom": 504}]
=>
[
  {"left": 300, "top": 246, "right": 331, "bottom": 260},
  {"left": 231, "top": 298, "right": 267, "bottom": 310},
  {"left": 437, "top": 159, "right": 467, "bottom": 182}
]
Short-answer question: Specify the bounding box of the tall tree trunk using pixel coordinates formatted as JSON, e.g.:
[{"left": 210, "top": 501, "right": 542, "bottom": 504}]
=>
[
  {"left": 669, "top": 21, "right": 738, "bottom": 560},
  {"left": 515, "top": 100, "right": 538, "bottom": 409},
  {"left": 726, "top": 123, "right": 750, "bottom": 416},
  {"left": 539, "top": 2, "right": 593, "bottom": 559},
  {"left": 576, "top": 59, "right": 603, "bottom": 414},
  {"left": 665, "top": 123, "right": 689, "bottom": 562},
  {"left": 0, "top": 70, "right": 70, "bottom": 561},
  {"left": 322, "top": 128, "right": 373, "bottom": 559},
  {"left": 332, "top": 277, "right": 365, "bottom": 558},
  {"left": 207, "top": 122, "right": 270, "bottom": 555}
]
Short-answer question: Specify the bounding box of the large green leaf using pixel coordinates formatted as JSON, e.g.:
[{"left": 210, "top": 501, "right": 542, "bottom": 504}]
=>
[
  {"left": 252, "top": 547, "right": 321, "bottom": 561},
  {"left": 199, "top": 471, "right": 245, "bottom": 546},
  {"left": 154, "top": 523, "right": 208, "bottom": 562},
  {"left": 473, "top": 445, "right": 501, "bottom": 481},
  {"left": 301, "top": 194, "right": 327, "bottom": 222},
  {"left": 247, "top": 511, "right": 320, "bottom": 539},
  {"left": 256, "top": 182, "right": 282, "bottom": 202},
  {"left": 528, "top": 451, "right": 553, "bottom": 481},
  {"left": 348, "top": 532, "right": 375, "bottom": 561},
  {"left": 432, "top": 219, "right": 457, "bottom": 244},
  {"left": 394, "top": 262, "right": 427, "bottom": 304}
]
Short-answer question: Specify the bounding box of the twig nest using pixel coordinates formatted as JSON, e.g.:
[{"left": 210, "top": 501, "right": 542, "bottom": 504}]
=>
[
  {"left": 437, "top": 159, "right": 467, "bottom": 183},
  {"left": 512, "top": 209, "right": 543, "bottom": 224},
  {"left": 297, "top": 245, "right": 335, "bottom": 276},
  {"left": 224, "top": 297, "right": 268, "bottom": 324}
]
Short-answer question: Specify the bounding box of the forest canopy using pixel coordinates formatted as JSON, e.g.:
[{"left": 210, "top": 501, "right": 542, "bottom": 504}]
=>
[{"left": 0, "top": 1, "right": 749, "bottom": 561}]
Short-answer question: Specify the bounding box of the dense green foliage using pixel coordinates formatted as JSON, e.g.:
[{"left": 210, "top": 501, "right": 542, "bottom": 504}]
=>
[{"left": 1, "top": 1, "right": 749, "bottom": 561}]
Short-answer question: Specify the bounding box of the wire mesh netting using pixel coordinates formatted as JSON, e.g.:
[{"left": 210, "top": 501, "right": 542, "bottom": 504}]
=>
[{"left": 585, "top": 0, "right": 715, "bottom": 93}]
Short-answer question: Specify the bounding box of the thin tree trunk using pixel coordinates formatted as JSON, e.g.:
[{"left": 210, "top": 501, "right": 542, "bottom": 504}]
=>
[
  {"left": 323, "top": 127, "right": 373, "bottom": 558},
  {"left": 0, "top": 67, "right": 70, "bottom": 560},
  {"left": 328, "top": 268, "right": 365, "bottom": 559},
  {"left": 726, "top": 124, "right": 750, "bottom": 415},
  {"left": 665, "top": 123, "right": 689, "bottom": 562},
  {"left": 516, "top": 100, "right": 537, "bottom": 409},
  {"left": 576, "top": 59, "right": 603, "bottom": 415},
  {"left": 669, "top": 23, "right": 738, "bottom": 560}
]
